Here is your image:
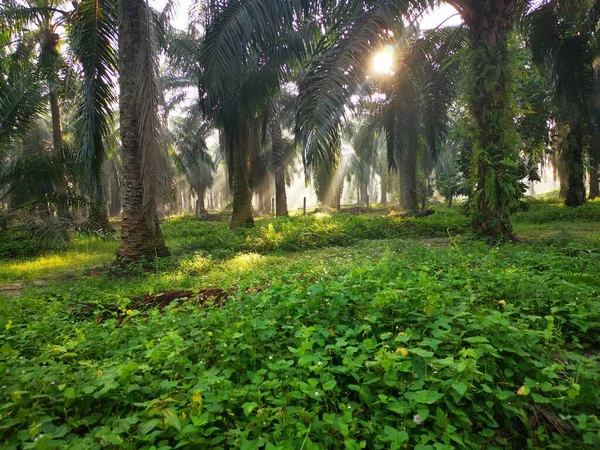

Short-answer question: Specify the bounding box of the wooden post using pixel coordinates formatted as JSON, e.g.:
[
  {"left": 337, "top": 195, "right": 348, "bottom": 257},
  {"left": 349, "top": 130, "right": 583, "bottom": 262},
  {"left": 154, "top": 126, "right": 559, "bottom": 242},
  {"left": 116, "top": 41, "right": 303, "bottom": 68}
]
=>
[
  {"left": 271, "top": 197, "right": 275, "bottom": 216},
  {"left": 303, "top": 197, "right": 307, "bottom": 215},
  {"left": 366, "top": 194, "right": 370, "bottom": 209}
]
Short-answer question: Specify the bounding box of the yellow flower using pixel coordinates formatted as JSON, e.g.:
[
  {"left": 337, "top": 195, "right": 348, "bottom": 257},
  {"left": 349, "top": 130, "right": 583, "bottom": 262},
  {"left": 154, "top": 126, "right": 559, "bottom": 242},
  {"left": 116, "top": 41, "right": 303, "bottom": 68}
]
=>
[
  {"left": 517, "top": 385, "right": 530, "bottom": 396},
  {"left": 395, "top": 347, "right": 409, "bottom": 357},
  {"left": 192, "top": 392, "right": 203, "bottom": 404},
  {"left": 498, "top": 300, "right": 507, "bottom": 307}
]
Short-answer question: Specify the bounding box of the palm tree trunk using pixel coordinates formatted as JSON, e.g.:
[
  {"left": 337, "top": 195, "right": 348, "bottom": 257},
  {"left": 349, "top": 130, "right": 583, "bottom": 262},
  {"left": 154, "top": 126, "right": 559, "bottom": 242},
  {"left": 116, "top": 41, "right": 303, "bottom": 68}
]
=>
[
  {"left": 271, "top": 113, "right": 288, "bottom": 216},
  {"left": 564, "top": 118, "right": 587, "bottom": 206},
  {"left": 49, "top": 88, "right": 72, "bottom": 220},
  {"left": 108, "top": 160, "right": 121, "bottom": 216},
  {"left": 116, "top": 0, "right": 169, "bottom": 261},
  {"left": 588, "top": 135, "right": 600, "bottom": 199},
  {"left": 461, "top": 0, "right": 520, "bottom": 237},
  {"left": 196, "top": 187, "right": 207, "bottom": 215},
  {"left": 49, "top": 89, "right": 63, "bottom": 152},
  {"left": 380, "top": 168, "right": 388, "bottom": 205},
  {"left": 398, "top": 150, "right": 418, "bottom": 211},
  {"left": 230, "top": 129, "right": 254, "bottom": 228},
  {"left": 86, "top": 199, "right": 114, "bottom": 232}
]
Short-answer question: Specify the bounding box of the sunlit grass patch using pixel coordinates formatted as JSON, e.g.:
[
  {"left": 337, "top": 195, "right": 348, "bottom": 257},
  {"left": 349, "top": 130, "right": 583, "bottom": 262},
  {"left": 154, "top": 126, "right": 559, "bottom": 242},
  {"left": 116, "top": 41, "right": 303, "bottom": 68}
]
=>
[
  {"left": 0, "top": 239, "right": 117, "bottom": 285},
  {"left": 222, "top": 253, "right": 267, "bottom": 273}
]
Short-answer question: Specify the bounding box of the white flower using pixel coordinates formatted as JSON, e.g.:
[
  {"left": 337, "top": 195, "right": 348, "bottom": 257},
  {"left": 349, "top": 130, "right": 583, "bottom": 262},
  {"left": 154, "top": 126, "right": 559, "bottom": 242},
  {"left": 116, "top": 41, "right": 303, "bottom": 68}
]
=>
[
  {"left": 347, "top": 405, "right": 352, "bottom": 410},
  {"left": 268, "top": 355, "right": 273, "bottom": 360},
  {"left": 223, "top": 343, "right": 227, "bottom": 348},
  {"left": 413, "top": 414, "right": 423, "bottom": 425},
  {"left": 317, "top": 361, "right": 322, "bottom": 366},
  {"left": 314, "top": 392, "right": 319, "bottom": 397},
  {"left": 51, "top": 381, "right": 55, "bottom": 385}
]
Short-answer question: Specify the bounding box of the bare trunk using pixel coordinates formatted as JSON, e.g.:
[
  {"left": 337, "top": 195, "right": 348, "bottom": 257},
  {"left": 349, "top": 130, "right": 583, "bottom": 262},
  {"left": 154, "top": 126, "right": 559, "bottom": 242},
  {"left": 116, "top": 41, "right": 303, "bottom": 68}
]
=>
[
  {"left": 109, "top": 160, "right": 122, "bottom": 216},
  {"left": 196, "top": 187, "right": 207, "bottom": 215},
  {"left": 116, "top": 0, "right": 169, "bottom": 261},
  {"left": 230, "top": 129, "right": 254, "bottom": 228},
  {"left": 380, "top": 169, "right": 388, "bottom": 204},
  {"left": 398, "top": 152, "right": 417, "bottom": 211},
  {"left": 49, "top": 89, "right": 63, "bottom": 152},
  {"left": 271, "top": 113, "right": 288, "bottom": 216}
]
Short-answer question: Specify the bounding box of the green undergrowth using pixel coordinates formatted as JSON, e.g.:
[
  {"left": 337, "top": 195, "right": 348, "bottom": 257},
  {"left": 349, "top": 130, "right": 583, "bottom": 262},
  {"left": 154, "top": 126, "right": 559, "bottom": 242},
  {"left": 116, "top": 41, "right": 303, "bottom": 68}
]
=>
[
  {"left": 163, "top": 208, "right": 468, "bottom": 258},
  {"left": 0, "top": 208, "right": 467, "bottom": 285},
  {"left": 514, "top": 199, "right": 600, "bottom": 224},
  {"left": 1, "top": 233, "right": 600, "bottom": 448},
  {"left": 3, "top": 201, "right": 600, "bottom": 285}
]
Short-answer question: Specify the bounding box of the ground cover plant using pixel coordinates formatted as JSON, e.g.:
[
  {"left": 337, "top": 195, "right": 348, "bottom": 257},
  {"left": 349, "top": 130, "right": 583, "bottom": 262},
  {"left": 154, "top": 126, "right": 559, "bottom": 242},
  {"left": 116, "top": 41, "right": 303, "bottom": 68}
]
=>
[{"left": 0, "top": 203, "right": 599, "bottom": 449}]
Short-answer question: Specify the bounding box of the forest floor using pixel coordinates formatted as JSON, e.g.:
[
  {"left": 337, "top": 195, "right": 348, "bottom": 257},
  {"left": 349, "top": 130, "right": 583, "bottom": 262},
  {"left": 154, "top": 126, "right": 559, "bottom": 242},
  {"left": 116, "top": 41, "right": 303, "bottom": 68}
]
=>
[{"left": 0, "top": 200, "right": 599, "bottom": 449}]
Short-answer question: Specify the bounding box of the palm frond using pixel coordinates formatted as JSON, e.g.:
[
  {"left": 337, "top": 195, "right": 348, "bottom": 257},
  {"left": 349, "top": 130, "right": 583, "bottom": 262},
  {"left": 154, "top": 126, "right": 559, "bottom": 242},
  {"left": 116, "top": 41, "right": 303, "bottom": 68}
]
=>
[
  {"left": 0, "top": 72, "right": 46, "bottom": 148},
  {"left": 296, "top": 0, "right": 416, "bottom": 171},
  {"left": 68, "top": 0, "right": 118, "bottom": 204},
  {"left": 137, "top": 0, "right": 173, "bottom": 220}
]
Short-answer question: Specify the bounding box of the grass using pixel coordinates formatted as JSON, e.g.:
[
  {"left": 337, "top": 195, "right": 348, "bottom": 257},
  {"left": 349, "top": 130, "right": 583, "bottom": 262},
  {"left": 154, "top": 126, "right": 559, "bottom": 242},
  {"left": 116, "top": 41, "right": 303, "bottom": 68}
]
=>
[{"left": 0, "top": 201, "right": 599, "bottom": 449}]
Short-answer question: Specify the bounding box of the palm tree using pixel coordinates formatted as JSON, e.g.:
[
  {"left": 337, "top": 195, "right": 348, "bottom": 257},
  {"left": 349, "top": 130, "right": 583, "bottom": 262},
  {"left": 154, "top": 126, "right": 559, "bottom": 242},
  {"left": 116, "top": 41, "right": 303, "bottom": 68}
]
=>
[
  {"left": 116, "top": 0, "right": 170, "bottom": 260},
  {"left": 197, "top": 1, "right": 311, "bottom": 228},
  {"left": 1, "top": 0, "right": 75, "bottom": 219},
  {"left": 2, "top": 0, "right": 122, "bottom": 229},
  {"left": 590, "top": 63, "right": 600, "bottom": 199},
  {"left": 526, "top": 0, "right": 597, "bottom": 207},
  {"left": 69, "top": 0, "right": 119, "bottom": 231},
  {"left": 270, "top": 99, "right": 289, "bottom": 216},
  {"left": 170, "top": 109, "right": 215, "bottom": 215}
]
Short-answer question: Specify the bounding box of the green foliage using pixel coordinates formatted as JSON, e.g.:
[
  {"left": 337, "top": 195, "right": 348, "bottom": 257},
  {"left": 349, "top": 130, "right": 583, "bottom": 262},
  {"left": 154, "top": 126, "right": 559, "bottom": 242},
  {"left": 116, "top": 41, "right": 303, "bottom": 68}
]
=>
[
  {"left": 1, "top": 217, "right": 599, "bottom": 448},
  {"left": 514, "top": 199, "right": 600, "bottom": 223},
  {"left": 0, "top": 232, "right": 39, "bottom": 259},
  {"left": 162, "top": 210, "right": 469, "bottom": 259}
]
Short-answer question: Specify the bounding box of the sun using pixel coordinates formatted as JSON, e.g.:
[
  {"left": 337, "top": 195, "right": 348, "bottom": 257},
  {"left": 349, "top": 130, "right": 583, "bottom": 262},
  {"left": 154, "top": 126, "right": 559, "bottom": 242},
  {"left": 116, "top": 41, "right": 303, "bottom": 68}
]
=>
[{"left": 371, "top": 46, "right": 394, "bottom": 74}]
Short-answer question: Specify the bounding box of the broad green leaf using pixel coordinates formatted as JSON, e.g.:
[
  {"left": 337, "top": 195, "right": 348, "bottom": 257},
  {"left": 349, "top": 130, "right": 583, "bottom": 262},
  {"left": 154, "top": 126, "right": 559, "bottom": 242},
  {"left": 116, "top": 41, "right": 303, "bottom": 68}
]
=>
[
  {"left": 452, "top": 381, "right": 468, "bottom": 397},
  {"left": 242, "top": 401, "right": 259, "bottom": 416},
  {"left": 64, "top": 387, "right": 76, "bottom": 399},
  {"left": 384, "top": 426, "right": 409, "bottom": 443},
  {"left": 162, "top": 408, "right": 182, "bottom": 431},
  {"left": 404, "top": 390, "right": 444, "bottom": 404},
  {"left": 323, "top": 380, "right": 337, "bottom": 391},
  {"left": 139, "top": 419, "right": 161, "bottom": 435}
]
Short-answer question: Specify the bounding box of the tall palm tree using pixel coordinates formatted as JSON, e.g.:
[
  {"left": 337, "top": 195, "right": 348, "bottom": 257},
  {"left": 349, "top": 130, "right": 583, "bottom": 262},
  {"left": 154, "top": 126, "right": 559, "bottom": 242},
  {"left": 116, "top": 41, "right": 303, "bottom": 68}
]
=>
[
  {"left": 197, "top": 0, "right": 311, "bottom": 228},
  {"left": 270, "top": 98, "right": 289, "bottom": 216},
  {"left": 527, "top": 0, "right": 597, "bottom": 207},
  {"left": 589, "top": 63, "right": 600, "bottom": 199},
  {"left": 1, "top": 0, "right": 74, "bottom": 219},
  {"left": 69, "top": 0, "right": 119, "bottom": 230},
  {"left": 116, "top": 0, "right": 170, "bottom": 260},
  {"left": 2, "top": 0, "right": 121, "bottom": 229},
  {"left": 170, "top": 108, "right": 215, "bottom": 215}
]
